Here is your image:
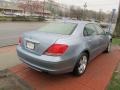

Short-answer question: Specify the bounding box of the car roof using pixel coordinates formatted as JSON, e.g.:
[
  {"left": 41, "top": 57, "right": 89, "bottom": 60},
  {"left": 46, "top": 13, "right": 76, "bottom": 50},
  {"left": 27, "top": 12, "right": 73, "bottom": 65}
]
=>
[
  {"left": 59, "top": 20, "right": 96, "bottom": 25},
  {"left": 62, "top": 20, "right": 94, "bottom": 24},
  {"left": 48, "top": 20, "right": 97, "bottom": 36},
  {"left": 60, "top": 20, "right": 97, "bottom": 36},
  {"left": 50, "top": 19, "right": 97, "bottom": 25}
]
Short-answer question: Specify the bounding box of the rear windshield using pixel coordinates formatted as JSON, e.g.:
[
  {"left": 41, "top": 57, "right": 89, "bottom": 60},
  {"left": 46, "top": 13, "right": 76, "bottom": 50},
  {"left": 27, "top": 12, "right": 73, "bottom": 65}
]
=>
[{"left": 38, "top": 22, "right": 77, "bottom": 35}]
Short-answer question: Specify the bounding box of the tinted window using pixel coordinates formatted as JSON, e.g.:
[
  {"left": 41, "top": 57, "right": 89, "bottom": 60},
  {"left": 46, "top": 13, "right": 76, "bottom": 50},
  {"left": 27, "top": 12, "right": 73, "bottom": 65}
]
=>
[
  {"left": 84, "top": 24, "right": 98, "bottom": 36},
  {"left": 38, "top": 22, "right": 77, "bottom": 35},
  {"left": 94, "top": 24, "right": 105, "bottom": 35}
]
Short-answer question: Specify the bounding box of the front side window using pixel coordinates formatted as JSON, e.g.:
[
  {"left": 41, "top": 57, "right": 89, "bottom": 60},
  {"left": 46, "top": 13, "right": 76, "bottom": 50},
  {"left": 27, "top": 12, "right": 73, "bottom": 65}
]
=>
[
  {"left": 83, "top": 24, "right": 98, "bottom": 36},
  {"left": 38, "top": 22, "right": 77, "bottom": 35},
  {"left": 94, "top": 24, "right": 105, "bottom": 35}
]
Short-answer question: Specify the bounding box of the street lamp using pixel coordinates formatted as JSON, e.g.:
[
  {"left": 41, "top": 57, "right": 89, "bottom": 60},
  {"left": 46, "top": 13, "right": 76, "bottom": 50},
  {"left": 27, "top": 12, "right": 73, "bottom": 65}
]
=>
[{"left": 83, "top": 2, "right": 87, "bottom": 20}]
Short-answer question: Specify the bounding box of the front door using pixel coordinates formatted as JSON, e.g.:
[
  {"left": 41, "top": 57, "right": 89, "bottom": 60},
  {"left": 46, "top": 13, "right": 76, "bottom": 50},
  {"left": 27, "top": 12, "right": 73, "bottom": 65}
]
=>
[
  {"left": 94, "top": 24, "right": 108, "bottom": 52},
  {"left": 83, "top": 24, "right": 101, "bottom": 60}
]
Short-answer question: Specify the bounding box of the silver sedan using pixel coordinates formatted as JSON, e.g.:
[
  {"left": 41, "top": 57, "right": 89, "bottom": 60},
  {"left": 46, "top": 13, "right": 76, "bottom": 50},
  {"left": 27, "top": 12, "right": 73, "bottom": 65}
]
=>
[{"left": 17, "top": 20, "right": 112, "bottom": 76}]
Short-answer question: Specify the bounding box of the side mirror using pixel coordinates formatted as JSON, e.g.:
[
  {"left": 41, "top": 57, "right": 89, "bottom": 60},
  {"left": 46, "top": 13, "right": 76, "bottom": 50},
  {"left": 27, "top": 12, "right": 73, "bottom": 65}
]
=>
[{"left": 105, "top": 31, "right": 112, "bottom": 36}]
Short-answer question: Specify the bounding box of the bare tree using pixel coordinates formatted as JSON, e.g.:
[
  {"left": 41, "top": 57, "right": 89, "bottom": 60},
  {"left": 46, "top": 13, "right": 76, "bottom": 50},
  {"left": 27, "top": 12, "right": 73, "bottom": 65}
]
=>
[
  {"left": 18, "top": 0, "right": 43, "bottom": 16},
  {"left": 114, "top": 2, "right": 120, "bottom": 37},
  {"left": 18, "top": 2, "right": 27, "bottom": 14}
]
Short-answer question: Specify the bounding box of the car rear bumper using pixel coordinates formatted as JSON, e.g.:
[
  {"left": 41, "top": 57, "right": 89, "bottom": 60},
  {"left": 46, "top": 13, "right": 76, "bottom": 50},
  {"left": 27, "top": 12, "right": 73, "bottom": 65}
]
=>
[{"left": 16, "top": 46, "right": 76, "bottom": 74}]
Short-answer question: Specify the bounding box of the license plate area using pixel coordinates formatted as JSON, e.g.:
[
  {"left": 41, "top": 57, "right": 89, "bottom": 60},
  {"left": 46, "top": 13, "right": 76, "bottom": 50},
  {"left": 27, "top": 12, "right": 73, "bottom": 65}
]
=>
[{"left": 26, "top": 41, "right": 35, "bottom": 50}]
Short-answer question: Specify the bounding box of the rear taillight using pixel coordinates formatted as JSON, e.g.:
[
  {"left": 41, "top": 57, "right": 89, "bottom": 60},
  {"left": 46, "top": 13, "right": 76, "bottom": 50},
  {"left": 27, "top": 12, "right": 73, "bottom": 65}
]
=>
[
  {"left": 45, "top": 44, "right": 68, "bottom": 56},
  {"left": 18, "top": 37, "right": 22, "bottom": 45}
]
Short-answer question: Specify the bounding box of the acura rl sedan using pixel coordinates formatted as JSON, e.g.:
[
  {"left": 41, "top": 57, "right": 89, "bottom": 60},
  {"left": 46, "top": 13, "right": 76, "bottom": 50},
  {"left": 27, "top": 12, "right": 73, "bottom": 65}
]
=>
[{"left": 17, "top": 20, "right": 112, "bottom": 76}]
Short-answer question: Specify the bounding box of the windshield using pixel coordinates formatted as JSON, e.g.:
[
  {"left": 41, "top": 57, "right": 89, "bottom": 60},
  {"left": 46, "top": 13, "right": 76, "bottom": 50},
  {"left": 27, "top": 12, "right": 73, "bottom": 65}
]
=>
[{"left": 38, "top": 22, "right": 77, "bottom": 35}]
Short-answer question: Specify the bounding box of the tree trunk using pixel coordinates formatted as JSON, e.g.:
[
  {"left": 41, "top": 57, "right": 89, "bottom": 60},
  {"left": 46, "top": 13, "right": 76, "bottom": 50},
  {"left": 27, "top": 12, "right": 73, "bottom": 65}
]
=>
[{"left": 114, "top": 3, "right": 120, "bottom": 37}]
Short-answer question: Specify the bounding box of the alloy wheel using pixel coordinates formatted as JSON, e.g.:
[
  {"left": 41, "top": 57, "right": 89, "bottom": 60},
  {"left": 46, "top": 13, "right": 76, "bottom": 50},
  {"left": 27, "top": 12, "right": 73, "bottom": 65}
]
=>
[{"left": 78, "top": 55, "right": 88, "bottom": 74}]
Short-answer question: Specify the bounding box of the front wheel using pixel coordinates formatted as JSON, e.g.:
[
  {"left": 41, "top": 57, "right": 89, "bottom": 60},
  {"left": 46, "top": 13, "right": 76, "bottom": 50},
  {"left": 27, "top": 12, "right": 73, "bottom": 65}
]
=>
[
  {"left": 73, "top": 53, "right": 88, "bottom": 76},
  {"left": 104, "top": 41, "right": 112, "bottom": 53}
]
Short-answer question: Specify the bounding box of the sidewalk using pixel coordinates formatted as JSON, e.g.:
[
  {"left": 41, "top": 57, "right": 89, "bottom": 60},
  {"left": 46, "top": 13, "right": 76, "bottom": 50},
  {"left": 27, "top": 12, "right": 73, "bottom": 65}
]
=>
[
  {"left": 0, "top": 46, "right": 21, "bottom": 70},
  {"left": 9, "top": 47, "right": 120, "bottom": 90}
]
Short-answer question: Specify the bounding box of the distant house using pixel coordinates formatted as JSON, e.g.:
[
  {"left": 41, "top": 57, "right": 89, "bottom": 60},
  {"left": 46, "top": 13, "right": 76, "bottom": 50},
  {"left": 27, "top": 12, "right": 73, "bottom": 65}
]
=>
[
  {"left": 0, "top": 0, "right": 23, "bottom": 16},
  {"left": 0, "top": 0, "right": 51, "bottom": 17}
]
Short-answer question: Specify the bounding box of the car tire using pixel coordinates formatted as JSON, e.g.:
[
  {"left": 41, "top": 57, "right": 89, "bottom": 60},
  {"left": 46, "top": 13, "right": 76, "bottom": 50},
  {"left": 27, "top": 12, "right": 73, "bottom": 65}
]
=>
[
  {"left": 104, "top": 41, "right": 112, "bottom": 53},
  {"left": 73, "top": 53, "right": 88, "bottom": 76}
]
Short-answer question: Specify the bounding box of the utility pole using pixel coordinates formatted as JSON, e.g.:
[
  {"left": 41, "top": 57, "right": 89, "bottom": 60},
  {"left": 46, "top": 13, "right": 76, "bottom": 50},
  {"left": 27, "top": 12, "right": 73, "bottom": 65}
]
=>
[
  {"left": 98, "top": 9, "right": 102, "bottom": 22},
  {"left": 83, "top": 2, "right": 87, "bottom": 20},
  {"left": 29, "top": 0, "right": 32, "bottom": 16},
  {"left": 108, "top": 9, "right": 116, "bottom": 33},
  {"left": 43, "top": 0, "right": 45, "bottom": 19}
]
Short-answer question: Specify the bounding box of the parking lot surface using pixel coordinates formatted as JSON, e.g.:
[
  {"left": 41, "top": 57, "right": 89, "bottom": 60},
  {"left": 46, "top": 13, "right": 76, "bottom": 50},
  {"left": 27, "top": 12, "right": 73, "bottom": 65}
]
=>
[
  {"left": 0, "top": 22, "right": 47, "bottom": 47},
  {"left": 9, "top": 47, "right": 120, "bottom": 90},
  {"left": 0, "top": 22, "right": 115, "bottom": 48}
]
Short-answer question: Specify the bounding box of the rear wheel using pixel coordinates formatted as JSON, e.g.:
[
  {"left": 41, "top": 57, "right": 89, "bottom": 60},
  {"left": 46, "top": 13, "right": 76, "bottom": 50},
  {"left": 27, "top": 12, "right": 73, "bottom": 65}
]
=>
[{"left": 73, "top": 53, "right": 88, "bottom": 76}]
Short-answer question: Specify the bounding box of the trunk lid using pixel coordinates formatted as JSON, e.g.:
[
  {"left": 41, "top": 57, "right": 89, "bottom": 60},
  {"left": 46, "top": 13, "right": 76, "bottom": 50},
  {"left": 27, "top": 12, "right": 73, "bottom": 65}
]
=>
[{"left": 22, "top": 31, "right": 68, "bottom": 55}]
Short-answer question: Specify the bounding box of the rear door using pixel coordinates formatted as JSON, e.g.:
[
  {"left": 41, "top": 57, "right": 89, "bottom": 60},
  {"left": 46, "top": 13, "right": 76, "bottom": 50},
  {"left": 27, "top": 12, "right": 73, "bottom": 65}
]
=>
[
  {"left": 94, "top": 24, "right": 108, "bottom": 52},
  {"left": 83, "top": 24, "right": 100, "bottom": 59}
]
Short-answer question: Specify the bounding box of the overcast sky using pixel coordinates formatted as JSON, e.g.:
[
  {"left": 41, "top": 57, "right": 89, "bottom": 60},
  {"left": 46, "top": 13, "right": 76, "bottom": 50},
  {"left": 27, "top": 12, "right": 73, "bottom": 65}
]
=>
[{"left": 58, "top": 0, "right": 119, "bottom": 12}]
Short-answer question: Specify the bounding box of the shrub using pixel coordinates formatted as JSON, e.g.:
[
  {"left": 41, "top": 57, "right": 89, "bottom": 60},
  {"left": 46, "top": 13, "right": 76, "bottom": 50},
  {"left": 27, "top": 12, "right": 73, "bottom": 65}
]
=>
[
  {"left": 12, "top": 16, "right": 30, "bottom": 21},
  {"left": 12, "top": 16, "right": 45, "bottom": 21},
  {"left": 0, "top": 16, "right": 12, "bottom": 21}
]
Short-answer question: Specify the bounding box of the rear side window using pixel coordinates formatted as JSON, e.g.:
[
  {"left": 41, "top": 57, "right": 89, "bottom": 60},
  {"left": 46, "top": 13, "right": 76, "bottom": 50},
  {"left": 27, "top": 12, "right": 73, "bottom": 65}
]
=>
[
  {"left": 94, "top": 24, "right": 105, "bottom": 35},
  {"left": 38, "top": 22, "right": 77, "bottom": 35},
  {"left": 83, "top": 24, "right": 98, "bottom": 36}
]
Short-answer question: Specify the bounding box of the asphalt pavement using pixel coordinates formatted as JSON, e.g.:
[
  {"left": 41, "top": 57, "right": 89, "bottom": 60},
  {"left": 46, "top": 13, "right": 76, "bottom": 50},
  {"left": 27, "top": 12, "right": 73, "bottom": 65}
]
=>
[
  {"left": 0, "top": 22, "right": 47, "bottom": 47},
  {"left": 0, "top": 21, "right": 116, "bottom": 47}
]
